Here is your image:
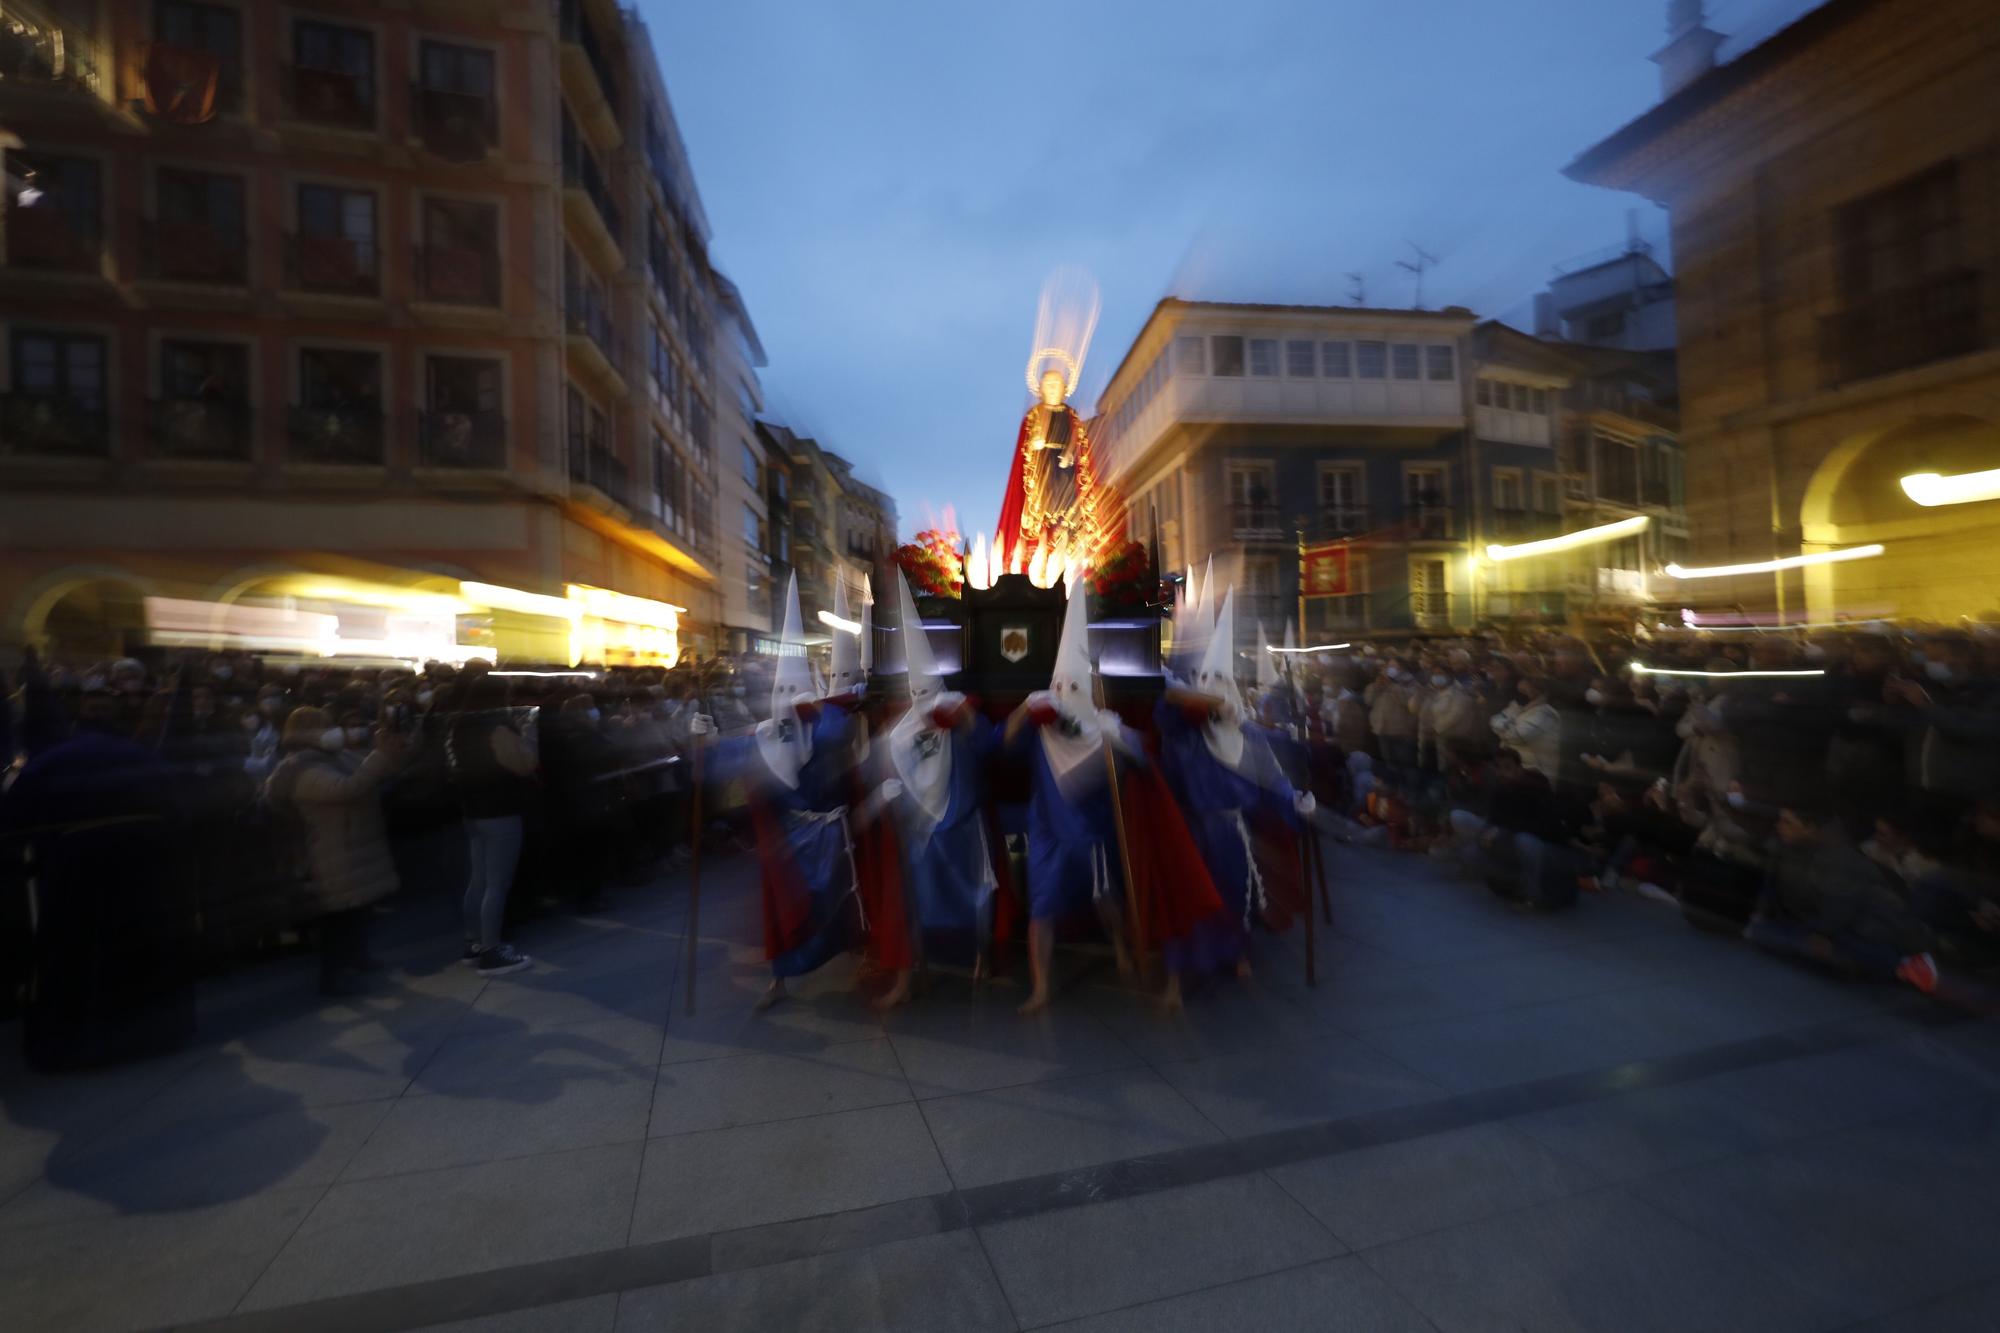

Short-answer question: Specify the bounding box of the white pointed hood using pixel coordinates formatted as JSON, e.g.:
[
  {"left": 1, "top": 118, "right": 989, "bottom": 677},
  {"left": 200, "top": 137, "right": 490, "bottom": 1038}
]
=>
[
  {"left": 757, "top": 573, "right": 813, "bottom": 787},
  {"left": 1195, "top": 587, "right": 1246, "bottom": 769},
  {"left": 888, "top": 570, "right": 951, "bottom": 828},
  {"left": 828, "top": 578, "right": 867, "bottom": 698},
  {"left": 1040, "top": 574, "right": 1109, "bottom": 786},
  {"left": 1255, "top": 622, "right": 1278, "bottom": 691}
]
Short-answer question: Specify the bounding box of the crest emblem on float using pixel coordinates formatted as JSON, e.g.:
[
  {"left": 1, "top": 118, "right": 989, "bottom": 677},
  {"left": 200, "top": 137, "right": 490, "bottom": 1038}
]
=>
[{"left": 1000, "top": 625, "right": 1029, "bottom": 663}]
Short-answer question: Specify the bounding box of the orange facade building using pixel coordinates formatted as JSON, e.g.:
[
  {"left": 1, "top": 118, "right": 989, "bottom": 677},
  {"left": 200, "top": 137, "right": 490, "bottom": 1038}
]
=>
[{"left": 0, "top": 0, "right": 758, "bottom": 664}]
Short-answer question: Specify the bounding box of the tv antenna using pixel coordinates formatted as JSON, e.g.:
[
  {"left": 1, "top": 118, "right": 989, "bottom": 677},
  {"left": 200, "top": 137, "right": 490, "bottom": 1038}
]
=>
[
  {"left": 1344, "top": 272, "right": 1366, "bottom": 306},
  {"left": 1397, "top": 241, "right": 1438, "bottom": 310}
]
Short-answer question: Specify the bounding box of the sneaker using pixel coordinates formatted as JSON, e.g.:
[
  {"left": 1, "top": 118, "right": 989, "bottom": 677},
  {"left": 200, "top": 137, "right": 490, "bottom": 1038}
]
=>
[
  {"left": 476, "top": 944, "right": 533, "bottom": 977},
  {"left": 459, "top": 942, "right": 481, "bottom": 967}
]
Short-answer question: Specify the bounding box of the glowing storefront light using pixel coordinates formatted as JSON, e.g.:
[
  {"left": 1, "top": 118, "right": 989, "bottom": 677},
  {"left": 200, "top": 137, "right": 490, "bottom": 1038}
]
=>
[
  {"left": 460, "top": 582, "right": 575, "bottom": 620},
  {"left": 1484, "top": 515, "right": 1649, "bottom": 563},
  {"left": 1663, "top": 544, "right": 1884, "bottom": 580},
  {"left": 563, "top": 584, "right": 682, "bottom": 668},
  {"left": 1900, "top": 468, "right": 2000, "bottom": 508}
]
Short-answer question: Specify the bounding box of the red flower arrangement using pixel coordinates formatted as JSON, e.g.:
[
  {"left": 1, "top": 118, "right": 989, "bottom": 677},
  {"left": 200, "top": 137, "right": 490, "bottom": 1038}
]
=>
[
  {"left": 1090, "top": 538, "right": 1154, "bottom": 605},
  {"left": 891, "top": 528, "right": 964, "bottom": 598}
]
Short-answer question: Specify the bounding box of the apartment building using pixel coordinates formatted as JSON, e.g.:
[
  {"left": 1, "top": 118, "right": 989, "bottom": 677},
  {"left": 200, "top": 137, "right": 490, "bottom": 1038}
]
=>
[{"left": 0, "top": 0, "right": 758, "bottom": 665}]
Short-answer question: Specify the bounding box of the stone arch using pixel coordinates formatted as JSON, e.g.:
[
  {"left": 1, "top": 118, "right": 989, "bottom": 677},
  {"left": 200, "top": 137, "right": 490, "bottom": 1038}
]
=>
[
  {"left": 13, "top": 566, "right": 157, "bottom": 658},
  {"left": 1798, "top": 414, "right": 2000, "bottom": 622}
]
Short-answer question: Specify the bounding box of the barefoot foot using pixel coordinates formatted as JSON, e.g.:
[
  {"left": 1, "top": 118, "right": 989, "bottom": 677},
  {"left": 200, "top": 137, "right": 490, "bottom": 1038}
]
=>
[
  {"left": 873, "top": 973, "right": 914, "bottom": 1012},
  {"left": 1017, "top": 989, "right": 1051, "bottom": 1016},
  {"left": 754, "top": 979, "right": 787, "bottom": 1012}
]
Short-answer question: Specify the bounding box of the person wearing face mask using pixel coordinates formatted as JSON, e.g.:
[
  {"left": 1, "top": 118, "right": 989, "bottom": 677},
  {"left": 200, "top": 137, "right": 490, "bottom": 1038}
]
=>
[
  {"left": 1418, "top": 659, "right": 1486, "bottom": 775},
  {"left": 244, "top": 687, "right": 288, "bottom": 782},
  {"left": 263, "top": 706, "right": 407, "bottom": 997},
  {"left": 1490, "top": 676, "right": 1560, "bottom": 782}
]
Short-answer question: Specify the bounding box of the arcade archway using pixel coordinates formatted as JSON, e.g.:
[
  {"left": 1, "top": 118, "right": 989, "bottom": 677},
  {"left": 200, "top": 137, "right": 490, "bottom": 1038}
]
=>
[
  {"left": 1799, "top": 415, "right": 2000, "bottom": 623},
  {"left": 22, "top": 572, "right": 151, "bottom": 659}
]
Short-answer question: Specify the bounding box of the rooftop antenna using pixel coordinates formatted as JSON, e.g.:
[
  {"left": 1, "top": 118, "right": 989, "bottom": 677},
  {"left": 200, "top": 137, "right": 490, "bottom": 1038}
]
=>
[
  {"left": 1396, "top": 242, "right": 1438, "bottom": 310},
  {"left": 1344, "top": 272, "right": 1366, "bottom": 306}
]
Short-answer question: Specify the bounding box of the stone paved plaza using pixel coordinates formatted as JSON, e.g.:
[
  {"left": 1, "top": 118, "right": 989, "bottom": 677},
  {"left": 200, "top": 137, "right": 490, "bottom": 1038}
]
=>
[{"left": 2, "top": 835, "right": 1998, "bottom": 1332}]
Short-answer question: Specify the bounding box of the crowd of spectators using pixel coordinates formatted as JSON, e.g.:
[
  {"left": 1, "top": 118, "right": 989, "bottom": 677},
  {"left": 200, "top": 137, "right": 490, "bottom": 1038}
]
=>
[
  {"left": 0, "top": 647, "right": 767, "bottom": 1026},
  {"left": 1253, "top": 623, "right": 2000, "bottom": 1010}
]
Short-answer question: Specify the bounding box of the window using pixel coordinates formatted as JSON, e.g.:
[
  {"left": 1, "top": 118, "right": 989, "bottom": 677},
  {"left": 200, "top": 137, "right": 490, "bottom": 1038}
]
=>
[
  {"left": 1391, "top": 344, "right": 1420, "bottom": 380},
  {"left": 648, "top": 325, "right": 680, "bottom": 418},
  {"left": 1492, "top": 468, "right": 1523, "bottom": 511},
  {"left": 162, "top": 339, "right": 246, "bottom": 401},
  {"left": 1837, "top": 163, "right": 1960, "bottom": 297},
  {"left": 1248, "top": 338, "right": 1278, "bottom": 377},
  {"left": 299, "top": 348, "right": 380, "bottom": 410},
  {"left": 1226, "top": 463, "right": 1275, "bottom": 530},
  {"left": 1168, "top": 332, "right": 1200, "bottom": 374},
  {"left": 418, "top": 197, "right": 498, "bottom": 304},
  {"left": 743, "top": 503, "right": 764, "bottom": 549},
  {"left": 415, "top": 40, "right": 496, "bottom": 157},
  {"left": 5, "top": 152, "right": 102, "bottom": 270},
  {"left": 1320, "top": 340, "right": 1351, "bottom": 378},
  {"left": 292, "top": 20, "right": 375, "bottom": 127},
  {"left": 1284, "top": 339, "right": 1316, "bottom": 377},
  {"left": 654, "top": 434, "right": 684, "bottom": 533},
  {"left": 1475, "top": 378, "right": 1492, "bottom": 407},
  {"left": 418, "top": 39, "right": 493, "bottom": 97},
  {"left": 1534, "top": 474, "right": 1561, "bottom": 514},
  {"left": 1404, "top": 464, "right": 1446, "bottom": 508},
  {"left": 1594, "top": 432, "right": 1640, "bottom": 506},
  {"left": 1507, "top": 383, "right": 1526, "bottom": 412},
  {"left": 741, "top": 441, "right": 761, "bottom": 488},
  {"left": 152, "top": 167, "right": 245, "bottom": 282},
  {"left": 1585, "top": 311, "right": 1626, "bottom": 341},
  {"left": 426, "top": 355, "right": 500, "bottom": 413},
  {"left": 12, "top": 331, "right": 105, "bottom": 408},
  {"left": 1426, "top": 344, "right": 1455, "bottom": 381},
  {"left": 1318, "top": 465, "right": 1365, "bottom": 531},
  {"left": 690, "top": 478, "right": 716, "bottom": 551},
  {"left": 156, "top": 1, "right": 242, "bottom": 112},
  {"left": 6, "top": 330, "right": 108, "bottom": 454},
  {"left": 295, "top": 183, "right": 377, "bottom": 293},
  {"left": 1209, "top": 335, "right": 1244, "bottom": 377},
  {"left": 1355, "top": 341, "right": 1386, "bottom": 379}
]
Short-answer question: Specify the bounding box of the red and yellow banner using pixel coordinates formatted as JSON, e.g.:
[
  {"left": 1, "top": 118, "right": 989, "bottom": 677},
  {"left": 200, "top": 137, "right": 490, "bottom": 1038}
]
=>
[{"left": 1301, "top": 542, "right": 1351, "bottom": 598}]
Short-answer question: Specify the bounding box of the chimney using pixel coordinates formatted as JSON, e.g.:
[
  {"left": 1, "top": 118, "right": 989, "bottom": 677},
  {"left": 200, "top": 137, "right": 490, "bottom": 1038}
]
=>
[
  {"left": 1652, "top": 0, "right": 1725, "bottom": 99},
  {"left": 1532, "top": 292, "right": 1559, "bottom": 339}
]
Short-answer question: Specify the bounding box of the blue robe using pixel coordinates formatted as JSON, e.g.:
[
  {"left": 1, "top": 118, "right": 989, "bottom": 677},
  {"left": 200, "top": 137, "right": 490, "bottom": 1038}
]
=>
[
  {"left": 1011, "top": 723, "right": 1134, "bottom": 923},
  {"left": 713, "top": 703, "right": 861, "bottom": 978},
  {"left": 1155, "top": 701, "right": 1299, "bottom": 933},
  {"left": 883, "top": 714, "right": 1000, "bottom": 963}
]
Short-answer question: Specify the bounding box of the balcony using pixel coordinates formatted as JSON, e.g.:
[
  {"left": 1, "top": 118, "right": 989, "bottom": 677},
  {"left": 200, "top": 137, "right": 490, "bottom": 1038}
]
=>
[
  {"left": 149, "top": 399, "right": 252, "bottom": 461},
  {"left": 288, "top": 405, "right": 385, "bottom": 465},
  {"left": 569, "top": 436, "right": 630, "bottom": 509},
  {"left": 287, "top": 232, "right": 379, "bottom": 297},
  {"left": 1319, "top": 504, "right": 1370, "bottom": 537},
  {"left": 5, "top": 206, "right": 100, "bottom": 273},
  {"left": 557, "top": 0, "right": 622, "bottom": 132},
  {"left": 561, "top": 144, "right": 622, "bottom": 269},
  {"left": 1229, "top": 502, "right": 1285, "bottom": 540},
  {"left": 1, "top": 393, "right": 109, "bottom": 458},
  {"left": 1406, "top": 503, "right": 1455, "bottom": 540},
  {"left": 415, "top": 244, "right": 500, "bottom": 306},
  {"left": 411, "top": 85, "right": 496, "bottom": 162},
  {"left": 417, "top": 410, "right": 506, "bottom": 469},
  {"left": 1490, "top": 508, "right": 1561, "bottom": 541},
  {"left": 1819, "top": 269, "right": 1984, "bottom": 388},
  {"left": 564, "top": 282, "right": 623, "bottom": 388},
  {"left": 0, "top": 21, "right": 100, "bottom": 93},
  {"left": 285, "top": 65, "right": 374, "bottom": 130},
  {"left": 141, "top": 221, "right": 246, "bottom": 285}
]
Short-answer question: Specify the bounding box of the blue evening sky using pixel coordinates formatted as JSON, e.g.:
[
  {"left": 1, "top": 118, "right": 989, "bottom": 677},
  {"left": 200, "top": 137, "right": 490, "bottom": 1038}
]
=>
[{"left": 643, "top": 0, "right": 1801, "bottom": 541}]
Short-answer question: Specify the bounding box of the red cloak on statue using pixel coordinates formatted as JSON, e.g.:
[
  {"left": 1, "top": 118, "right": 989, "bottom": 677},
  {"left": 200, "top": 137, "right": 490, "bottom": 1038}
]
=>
[{"left": 995, "top": 406, "right": 1123, "bottom": 572}]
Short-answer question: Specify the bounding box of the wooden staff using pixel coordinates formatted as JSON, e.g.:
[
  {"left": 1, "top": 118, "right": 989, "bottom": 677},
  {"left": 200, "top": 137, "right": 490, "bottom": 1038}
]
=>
[
  {"left": 1300, "top": 827, "right": 1318, "bottom": 986},
  {"left": 682, "top": 668, "right": 710, "bottom": 1018},
  {"left": 1095, "top": 683, "right": 1147, "bottom": 978},
  {"left": 1311, "top": 815, "right": 1332, "bottom": 927}
]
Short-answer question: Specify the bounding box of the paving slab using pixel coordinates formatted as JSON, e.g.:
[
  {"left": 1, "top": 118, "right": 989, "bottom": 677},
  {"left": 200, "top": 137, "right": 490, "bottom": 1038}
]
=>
[
  {"left": 342, "top": 1074, "right": 654, "bottom": 1180},
  {"left": 1034, "top": 1254, "right": 1434, "bottom": 1333},
  {"left": 647, "top": 1037, "right": 910, "bottom": 1137},
  {"left": 1150, "top": 1030, "right": 1444, "bottom": 1138},
  {"left": 978, "top": 1172, "right": 1342, "bottom": 1327}
]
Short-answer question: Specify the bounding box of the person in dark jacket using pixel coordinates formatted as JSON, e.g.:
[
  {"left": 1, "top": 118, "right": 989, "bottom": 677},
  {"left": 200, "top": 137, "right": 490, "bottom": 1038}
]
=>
[
  {"left": 1478, "top": 747, "right": 1575, "bottom": 910},
  {"left": 446, "top": 672, "right": 536, "bottom": 976}
]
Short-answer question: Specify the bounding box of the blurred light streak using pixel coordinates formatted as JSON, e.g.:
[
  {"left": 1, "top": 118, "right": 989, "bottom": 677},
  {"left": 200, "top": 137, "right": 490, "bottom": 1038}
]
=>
[
  {"left": 1664, "top": 544, "right": 1883, "bottom": 579},
  {"left": 1485, "top": 515, "right": 1649, "bottom": 562}
]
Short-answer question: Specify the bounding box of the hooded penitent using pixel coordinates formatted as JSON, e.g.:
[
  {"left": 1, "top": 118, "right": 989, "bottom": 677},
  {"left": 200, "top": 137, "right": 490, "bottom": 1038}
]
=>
[
  {"left": 1194, "top": 587, "right": 1247, "bottom": 769},
  {"left": 1040, "top": 574, "right": 1111, "bottom": 787},
  {"left": 828, "top": 579, "right": 868, "bottom": 699},
  {"left": 757, "top": 573, "right": 814, "bottom": 787},
  {"left": 887, "top": 570, "right": 951, "bottom": 829},
  {"left": 1255, "top": 621, "right": 1278, "bottom": 692}
]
